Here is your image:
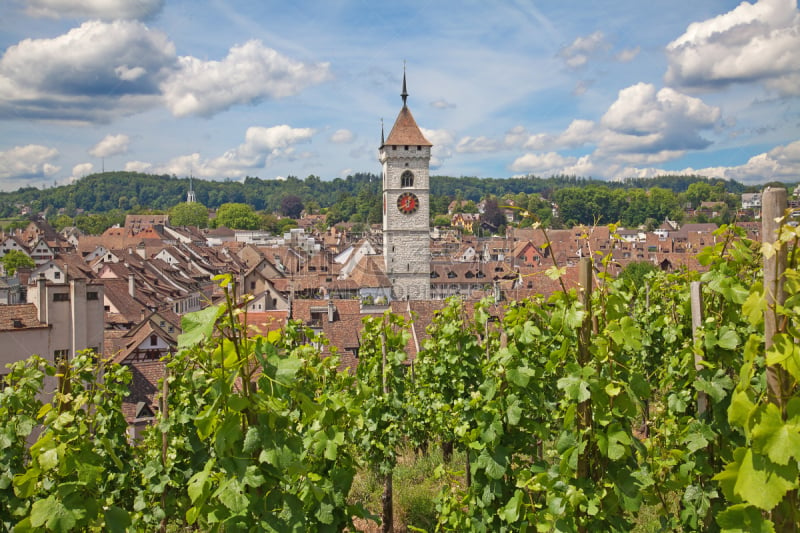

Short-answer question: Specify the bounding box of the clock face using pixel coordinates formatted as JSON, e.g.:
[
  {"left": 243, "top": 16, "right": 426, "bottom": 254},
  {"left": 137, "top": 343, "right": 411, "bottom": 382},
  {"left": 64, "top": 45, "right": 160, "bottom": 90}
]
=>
[{"left": 397, "top": 192, "right": 419, "bottom": 214}]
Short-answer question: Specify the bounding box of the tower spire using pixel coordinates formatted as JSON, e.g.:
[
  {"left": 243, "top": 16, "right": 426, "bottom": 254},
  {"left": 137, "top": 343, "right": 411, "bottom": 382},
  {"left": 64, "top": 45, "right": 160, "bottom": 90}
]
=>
[
  {"left": 381, "top": 118, "right": 385, "bottom": 145},
  {"left": 401, "top": 62, "right": 408, "bottom": 107},
  {"left": 187, "top": 173, "right": 196, "bottom": 203}
]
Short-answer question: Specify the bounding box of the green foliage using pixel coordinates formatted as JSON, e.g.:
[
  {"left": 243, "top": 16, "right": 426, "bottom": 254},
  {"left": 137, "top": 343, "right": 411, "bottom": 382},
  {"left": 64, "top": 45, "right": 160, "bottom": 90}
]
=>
[
  {"left": 2, "top": 219, "right": 799, "bottom": 532},
  {"left": 140, "top": 277, "right": 364, "bottom": 531},
  {"left": 74, "top": 210, "right": 125, "bottom": 235},
  {"left": 619, "top": 261, "right": 658, "bottom": 288},
  {"left": 3, "top": 352, "right": 134, "bottom": 532},
  {"left": 48, "top": 214, "right": 74, "bottom": 232},
  {"left": 280, "top": 194, "right": 304, "bottom": 218},
  {"left": 169, "top": 201, "right": 209, "bottom": 228},
  {"left": 213, "top": 202, "right": 260, "bottom": 230},
  {"left": 356, "top": 313, "right": 411, "bottom": 476},
  {"left": 713, "top": 220, "right": 800, "bottom": 531},
  {"left": 1, "top": 249, "right": 35, "bottom": 275}
]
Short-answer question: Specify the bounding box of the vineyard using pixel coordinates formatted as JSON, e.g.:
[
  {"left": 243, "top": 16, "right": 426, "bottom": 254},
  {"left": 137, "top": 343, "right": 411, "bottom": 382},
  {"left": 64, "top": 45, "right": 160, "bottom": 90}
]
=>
[{"left": 1, "top": 190, "right": 799, "bottom": 532}]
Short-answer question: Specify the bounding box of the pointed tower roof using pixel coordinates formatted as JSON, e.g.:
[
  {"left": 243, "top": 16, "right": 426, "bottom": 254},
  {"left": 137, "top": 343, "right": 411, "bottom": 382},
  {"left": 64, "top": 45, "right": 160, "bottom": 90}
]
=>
[{"left": 383, "top": 71, "right": 432, "bottom": 147}]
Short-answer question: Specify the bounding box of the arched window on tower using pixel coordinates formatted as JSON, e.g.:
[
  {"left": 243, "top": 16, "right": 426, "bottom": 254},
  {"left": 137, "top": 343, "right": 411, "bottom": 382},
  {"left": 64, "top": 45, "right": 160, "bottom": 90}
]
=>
[{"left": 401, "top": 170, "right": 414, "bottom": 188}]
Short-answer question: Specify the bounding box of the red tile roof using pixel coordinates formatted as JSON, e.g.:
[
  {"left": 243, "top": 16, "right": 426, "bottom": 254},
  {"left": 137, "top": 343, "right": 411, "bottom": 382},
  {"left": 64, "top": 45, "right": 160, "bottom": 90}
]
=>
[
  {"left": 0, "top": 304, "right": 47, "bottom": 331},
  {"left": 384, "top": 106, "right": 432, "bottom": 146}
]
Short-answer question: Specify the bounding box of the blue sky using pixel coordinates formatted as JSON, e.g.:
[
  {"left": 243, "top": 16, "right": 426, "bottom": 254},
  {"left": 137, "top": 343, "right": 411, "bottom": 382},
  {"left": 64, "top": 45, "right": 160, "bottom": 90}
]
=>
[{"left": 0, "top": 0, "right": 798, "bottom": 192}]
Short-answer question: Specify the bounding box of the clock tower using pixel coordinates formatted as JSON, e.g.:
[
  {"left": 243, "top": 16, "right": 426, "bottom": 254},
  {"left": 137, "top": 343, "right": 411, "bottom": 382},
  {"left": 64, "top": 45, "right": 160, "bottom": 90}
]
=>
[{"left": 380, "top": 72, "right": 432, "bottom": 300}]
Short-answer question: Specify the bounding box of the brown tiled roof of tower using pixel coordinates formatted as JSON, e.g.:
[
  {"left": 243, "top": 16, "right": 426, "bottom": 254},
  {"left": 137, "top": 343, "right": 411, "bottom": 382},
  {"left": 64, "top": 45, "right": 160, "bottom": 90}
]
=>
[{"left": 384, "top": 106, "right": 432, "bottom": 146}]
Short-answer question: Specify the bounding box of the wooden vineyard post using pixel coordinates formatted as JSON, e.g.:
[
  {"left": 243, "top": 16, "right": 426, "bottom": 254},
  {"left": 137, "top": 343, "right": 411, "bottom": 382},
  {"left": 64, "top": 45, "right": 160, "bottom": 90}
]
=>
[
  {"left": 159, "top": 368, "right": 169, "bottom": 533},
  {"left": 690, "top": 281, "right": 707, "bottom": 415},
  {"left": 762, "top": 188, "right": 788, "bottom": 410},
  {"left": 577, "top": 258, "right": 594, "bottom": 483},
  {"left": 762, "top": 188, "right": 797, "bottom": 532},
  {"left": 380, "top": 326, "right": 393, "bottom": 533}
]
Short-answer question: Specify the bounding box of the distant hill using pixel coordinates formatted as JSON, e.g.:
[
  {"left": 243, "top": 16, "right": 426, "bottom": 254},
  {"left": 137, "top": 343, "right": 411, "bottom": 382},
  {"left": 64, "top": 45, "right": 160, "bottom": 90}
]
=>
[{"left": 0, "top": 171, "right": 756, "bottom": 217}]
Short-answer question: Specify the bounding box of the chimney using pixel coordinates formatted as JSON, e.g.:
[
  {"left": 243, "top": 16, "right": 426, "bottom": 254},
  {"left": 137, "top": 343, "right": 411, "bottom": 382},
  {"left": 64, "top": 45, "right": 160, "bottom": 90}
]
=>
[
  {"left": 37, "top": 273, "right": 46, "bottom": 324},
  {"left": 327, "top": 299, "right": 335, "bottom": 322},
  {"left": 129, "top": 274, "right": 135, "bottom": 298}
]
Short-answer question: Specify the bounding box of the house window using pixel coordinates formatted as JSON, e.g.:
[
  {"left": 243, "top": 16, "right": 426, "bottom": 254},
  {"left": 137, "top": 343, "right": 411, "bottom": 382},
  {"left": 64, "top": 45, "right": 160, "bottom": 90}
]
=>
[
  {"left": 87, "top": 291, "right": 99, "bottom": 300},
  {"left": 54, "top": 272, "right": 61, "bottom": 279},
  {"left": 53, "top": 293, "right": 69, "bottom": 302},
  {"left": 150, "top": 335, "right": 158, "bottom": 346},
  {"left": 54, "top": 349, "right": 69, "bottom": 360}
]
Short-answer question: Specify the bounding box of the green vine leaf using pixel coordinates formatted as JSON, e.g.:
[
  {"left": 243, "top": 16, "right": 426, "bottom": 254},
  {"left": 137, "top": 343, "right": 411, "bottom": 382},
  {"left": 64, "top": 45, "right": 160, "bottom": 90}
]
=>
[
  {"left": 751, "top": 402, "right": 800, "bottom": 466},
  {"left": 734, "top": 449, "right": 797, "bottom": 511},
  {"left": 178, "top": 305, "right": 223, "bottom": 349}
]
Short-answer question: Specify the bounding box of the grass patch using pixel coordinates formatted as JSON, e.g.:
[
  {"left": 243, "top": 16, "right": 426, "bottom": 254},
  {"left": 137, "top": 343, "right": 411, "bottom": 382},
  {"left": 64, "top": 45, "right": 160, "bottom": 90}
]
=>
[{"left": 349, "top": 445, "right": 465, "bottom": 532}]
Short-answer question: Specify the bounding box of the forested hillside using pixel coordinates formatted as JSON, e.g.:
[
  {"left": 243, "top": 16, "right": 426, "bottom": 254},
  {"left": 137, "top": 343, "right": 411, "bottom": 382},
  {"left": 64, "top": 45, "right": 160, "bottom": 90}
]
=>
[{"left": 0, "top": 171, "right": 757, "bottom": 218}]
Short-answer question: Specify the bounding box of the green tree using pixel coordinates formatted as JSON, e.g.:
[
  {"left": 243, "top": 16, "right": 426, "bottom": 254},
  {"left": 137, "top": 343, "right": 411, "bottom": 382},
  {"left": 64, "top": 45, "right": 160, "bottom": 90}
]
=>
[
  {"left": 280, "top": 195, "right": 304, "bottom": 218},
  {"left": 1, "top": 250, "right": 35, "bottom": 275},
  {"left": 618, "top": 261, "right": 658, "bottom": 288},
  {"left": 432, "top": 215, "right": 451, "bottom": 227},
  {"left": 259, "top": 213, "right": 281, "bottom": 233},
  {"left": 49, "top": 214, "right": 74, "bottom": 232},
  {"left": 169, "top": 202, "right": 209, "bottom": 228},
  {"left": 647, "top": 187, "right": 681, "bottom": 221},
  {"left": 213, "top": 203, "right": 260, "bottom": 229}
]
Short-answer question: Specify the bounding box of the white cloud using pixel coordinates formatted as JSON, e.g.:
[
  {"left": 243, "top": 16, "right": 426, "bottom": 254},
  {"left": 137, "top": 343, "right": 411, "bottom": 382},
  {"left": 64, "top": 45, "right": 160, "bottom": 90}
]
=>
[
  {"left": 502, "top": 126, "right": 552, "bottom": 150},
  {"left": 691, "top": 140, "right": 800, "bottom": 183},
  {"left": 125, "top": 160, "right": 153, "bottom": 172},
  {"left": 89, "top": 134, "right": 130, "bottom": 158},
  {"left": 420, "top": 128, "right": 455, "bottom": 168},
  {"left": 509, "top": 152, "right": 577, "bottom": 174},
  {"left": 558, "top": 119, "right": 597, "bottom": 148},
  {"left": 161, "top": 40, "right": 332, "bottom": 117},
  {"left": 598, "top": 83, "right": 720, "bottom": 155},
  {"left": 430, "top": 99, "right": 456, "bottom": 109},
  {"left": 665, "top": 0, "right": 800, "bottom": 95},
  {"left": 503, "top": 126, "right": 531, "bottom": 148},
  {"left": 616, "top": 47, "right": 640, "bottom": 63},
  {"left": 558, "top": 31, "right": 610, "bottom": 69},
  {"left": 572, "top": 79, "right": 593, "bottom": 96},
  {"left": 456, "top": 136, "right": 501, "bottom": 153},
  {"left": 153, "top": 125, "right": 316, "bottom": 178},
  {"left": 26, "top": 0, "right": 163, "bottom": 20},
  {"left": 0, "top": 23, "right": 330, "bottom": 123},
  {"left": 0, "top": 144, "right": 60, "bottom": 181},
  {"left": 330, "top": 129, "right": 354, "bottom": 144},
  {"left": 502, "top": 82, "right": 727, "bottom": 179},
  {"left": 0, "top": 20, "right": 175, "bottom": 122},
  {"left": 70, "top": 162, "right": 94, "bottom": 179}
]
